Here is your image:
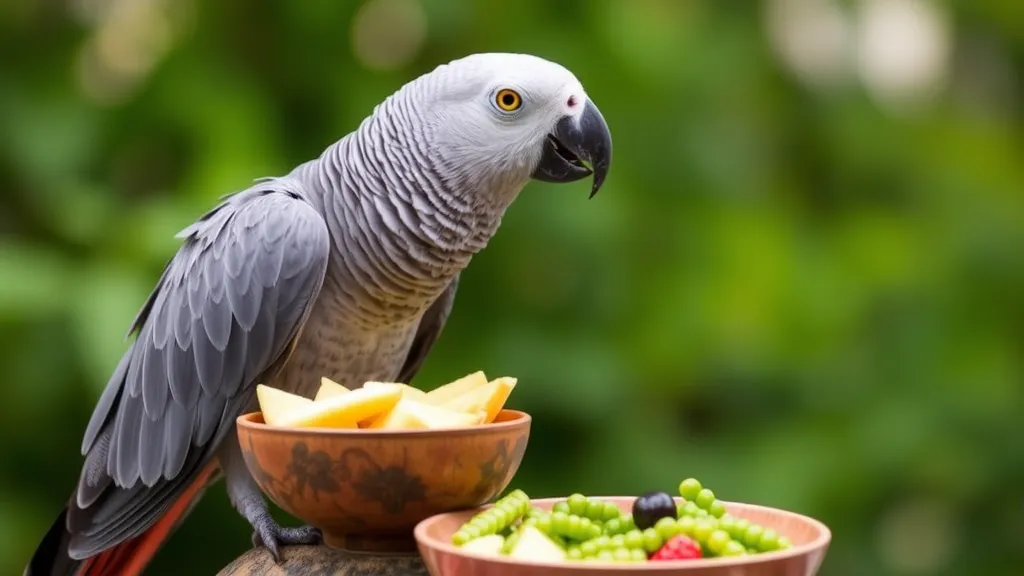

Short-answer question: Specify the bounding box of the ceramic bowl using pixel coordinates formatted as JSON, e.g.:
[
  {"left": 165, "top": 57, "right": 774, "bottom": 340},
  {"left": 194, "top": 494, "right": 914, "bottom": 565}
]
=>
[
  {"left": 236, "top": 409, "right": 531, "bottom": 553},
  {"left": 415, "top": 496, "right": 831, "bottom": 576}
]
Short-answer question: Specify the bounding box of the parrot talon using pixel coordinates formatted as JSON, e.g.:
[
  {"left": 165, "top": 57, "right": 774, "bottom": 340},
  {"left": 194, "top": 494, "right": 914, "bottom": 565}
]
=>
[{"left": 251, "top": 517, "right": 322, "bottom": 562}]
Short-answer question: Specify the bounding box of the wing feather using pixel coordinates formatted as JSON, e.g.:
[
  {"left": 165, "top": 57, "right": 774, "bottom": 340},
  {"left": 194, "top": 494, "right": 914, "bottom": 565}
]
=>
[{"left": 66, "top": 181, "right": 331, "bottom": 558}]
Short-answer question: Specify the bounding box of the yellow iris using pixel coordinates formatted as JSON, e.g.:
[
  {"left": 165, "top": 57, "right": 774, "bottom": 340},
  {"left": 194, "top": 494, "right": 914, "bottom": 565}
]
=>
[{"left": 495, "top": 89, "right": 522, "bottom": 112}]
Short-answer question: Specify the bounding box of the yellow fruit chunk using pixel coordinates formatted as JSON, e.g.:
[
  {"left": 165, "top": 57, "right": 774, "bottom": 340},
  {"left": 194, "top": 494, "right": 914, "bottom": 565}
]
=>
[
  {"left": 441, "top": 377, "right": 516, "bottom": 423},
  {"left": 277, "top": 384, "right": 402, "bottom": 429},
  {"left": 423, "top": 371, "right": 488, "bottom": 406},
  {"left": 364, "top": 381, "right": 428, "bottom": 402},
  {"left": 367, "top": 399, "right": 484, "bottom": 430},
  {"left": 313, "top": 377, "right": 350, "bottom": 402},
  {"left": 256, "top": 384, "right": 314, "bottom": 426}
]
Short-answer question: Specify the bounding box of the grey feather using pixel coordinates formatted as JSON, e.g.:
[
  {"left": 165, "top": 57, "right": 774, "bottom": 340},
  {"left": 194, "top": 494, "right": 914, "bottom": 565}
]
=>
[
  {"left": 397, "top": 273, "right": 460, "bottom": 384},
  {"left": 140, "top": 337, "right": 168, "bottom": 417},
  {"left": 66, "top": 182, "right": 331, "bottom": 558}
]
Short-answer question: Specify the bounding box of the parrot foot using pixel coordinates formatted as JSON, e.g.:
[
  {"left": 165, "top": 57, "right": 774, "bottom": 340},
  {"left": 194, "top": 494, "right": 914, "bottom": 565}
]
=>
[{"left": 250, "top": 515, "right": 323, "bottom": 562}]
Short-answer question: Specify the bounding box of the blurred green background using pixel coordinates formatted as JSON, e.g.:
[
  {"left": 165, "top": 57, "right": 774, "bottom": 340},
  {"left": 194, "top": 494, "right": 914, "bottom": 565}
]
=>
[{"left": 2, "top": 0, "right": 1022, "bottom": 574}]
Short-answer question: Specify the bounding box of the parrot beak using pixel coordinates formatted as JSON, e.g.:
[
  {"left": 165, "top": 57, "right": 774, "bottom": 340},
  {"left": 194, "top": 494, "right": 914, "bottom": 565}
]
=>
[{"left": 531, "top": 99, "right": 612, "bottom": 198}]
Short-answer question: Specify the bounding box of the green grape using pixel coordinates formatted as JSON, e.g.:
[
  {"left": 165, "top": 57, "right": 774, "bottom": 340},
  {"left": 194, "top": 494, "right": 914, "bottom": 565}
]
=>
[
  {"left": 548, "top": 531, "right": 569, "bottom": 549},
  {"left": 567, "top": 515, "right": 583, "bottom": 539},
  {"left": 691, "top": 518, "right": 716, "bottom": 546},
  {"left": 695, "top": 489, "right": 716, "bottom": 511},
  {"left": 451, "top": 530, "right": 471, "bottom": 546},
  {"left": 526, "top": 505, "right": 547, "bottom": 519},
  {"left": 487, "top": 515, "right": 502, "bottom": 533},
  {"left": 533, "top": 515, "right": 553, "bottom": 534},
  {"left": 619, "top": 514, "right": 635, "bottom": 533},
  {"left": 585, "top": 499, "right": 606, "bottom": 521},
  {"left": 624, "top": 529, "right": 644, "bottom": 550},
  {"left": 777, "top": 536, "right": 792, "bottom": 549},
  {"left": 545, "top": 513, "right": 601, "bottom": 541},
  {"left": 655, "top": 517, "right": 678, "bottom": 542},
  {"left": 567, "top": 493, "right": 588, "bottom": 516},
  {"left": 551, "top": 512, "right": 569, "bottom": 534},
  {"left": 461, "top": 524, "right": 482, "bottom": 541},
  {"left": 679, "top": 478, "right": 702, "bottom": 501},
  {"left": 580, "top": 540, "right": 598, "bottom": 557},
  {"left": 552, "top": 501, "right": 571, "bottom": 515},
  {"left": 717, "top": 514, "right": 735, "bottom": 535},
  {"left": 743, "top": 524, "right": 764, "bottom": 549},
  {"left": 758, "top": 528, "right": 779, "bottom": 552},
  {"left": 454, "top": 489, "right": 531, "bottom": 544},
  {"left": 505, "top": 489, "right": 528, "bottom": 502},
  {"left": 679, "top": 501, "right": 702, "bottom": 517},
  {"left": 642, "top": 528, "right": 663, "bottom": 553},
  {"left": 567, "top": 546, "right": 583, "bottom": 560},
  {"left": 603, "top": 514, "right": 635, "bottom": 536},
  {"left": 608, "top": 547, "right": 628, "bottom": 562},
  {"left": 491, "top": 507, "right": 510, "bottom": 528},
  {"left": 610, "top": 534, "right": 626, "bottom": 548},
  {"left": 729, "top": 518, "right": 750, "bottom": 541},
  {"left": 591, "top": 535, "right": 611, "bottom": 550},
  {"left": 708, "top": 500, "right": 726, "bottom": 518},
  {"left": 630, "top": 547, "right": 648, "bottom": 562},
  {"left": 596, "top": 550, "right": 615, "bottom": 562},
  {"left": 722, "top": 540, "right": 747, "bottom": 556},
  {"left": 706, "top": 529, "right": 731, "bottom": 556},
  {"left": 602, "top": 518, "right": 622, "bottom": 535},
  {"left": 601, "top": 501, "right": 622, "bottom": 522},
  {"left": 501, "top": 531, "right": 520, "bottom": 554},
  {"left": 676, "top": 515, "right": 696, "bottom": 536}
]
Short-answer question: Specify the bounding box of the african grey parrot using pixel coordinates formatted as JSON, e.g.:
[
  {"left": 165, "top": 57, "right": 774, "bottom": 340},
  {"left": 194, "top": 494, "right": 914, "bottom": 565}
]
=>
[{"left": 25, "top": 52, "right": 611, "bottom": 576}]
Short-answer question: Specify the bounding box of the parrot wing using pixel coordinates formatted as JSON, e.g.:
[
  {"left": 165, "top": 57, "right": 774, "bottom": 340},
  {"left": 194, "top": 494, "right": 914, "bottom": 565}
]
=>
[
  {"left": 66, "top": 181, "right": 331, "bottom": 557},
  {"left": 396, "top": 273, "right": 459, "bottom": 384}
]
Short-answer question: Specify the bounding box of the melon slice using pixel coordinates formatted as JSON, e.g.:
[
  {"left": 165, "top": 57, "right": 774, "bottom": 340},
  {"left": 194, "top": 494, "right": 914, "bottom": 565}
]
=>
[
  {"left": 507, "top": 525, "right": 566, "bottom": 561},
  {"left": 440, "top": 377, "right": 516, "bottom": 423},
  {"left": 277, "top": 384, "right": 402, "bottom": 429},
  {"left": 461, "top": 534, "right": 504, "bottom": 557},
  {"left": 256, "top": 384, "right": 314, "bottom": 426},
  {"left": 313, "top": 377, "right": 351, "bottom": 402},
  {"left": 364, "top": 381, "right": 428, "bottom": 402},
  {"left": 423, "top": 371, "right": 488, "bottom": 406},
  {"left": 367, "top": 398, "right": 484, "bottom": 430}
]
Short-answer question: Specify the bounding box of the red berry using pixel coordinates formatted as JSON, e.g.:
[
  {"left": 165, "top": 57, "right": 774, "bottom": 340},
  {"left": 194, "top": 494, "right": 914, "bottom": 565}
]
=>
[{"left": 650, "top": 535, "right": 703, "bottom": 561}]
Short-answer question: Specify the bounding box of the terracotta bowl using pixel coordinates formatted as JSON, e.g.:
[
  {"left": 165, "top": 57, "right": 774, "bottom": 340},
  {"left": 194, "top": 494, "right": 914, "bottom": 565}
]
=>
[
  {"left": 415, "top": 497, "right": 831, "bottom": 576},
  {"left": 236, "top": 409, "right": 531, "bottom": 553}
]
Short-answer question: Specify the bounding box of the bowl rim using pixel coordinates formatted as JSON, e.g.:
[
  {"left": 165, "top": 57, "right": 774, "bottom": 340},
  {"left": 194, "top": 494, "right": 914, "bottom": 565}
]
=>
[
  {"left": 414, "top": 496, "right": 832, "bottom": 571},
  {"left": 236, "top": 408, "right": 531, "bottom": 438}
]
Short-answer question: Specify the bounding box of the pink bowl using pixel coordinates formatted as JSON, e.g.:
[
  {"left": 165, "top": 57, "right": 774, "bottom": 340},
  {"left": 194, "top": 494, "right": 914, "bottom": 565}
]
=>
[{"left": 414, "top": 496, "right": 831, "bottom": 576}]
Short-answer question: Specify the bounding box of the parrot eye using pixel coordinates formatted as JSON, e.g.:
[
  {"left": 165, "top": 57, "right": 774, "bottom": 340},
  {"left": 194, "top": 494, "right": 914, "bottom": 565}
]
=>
[{"left": 495, "top": 88, "right": 522, "bottom": 112}]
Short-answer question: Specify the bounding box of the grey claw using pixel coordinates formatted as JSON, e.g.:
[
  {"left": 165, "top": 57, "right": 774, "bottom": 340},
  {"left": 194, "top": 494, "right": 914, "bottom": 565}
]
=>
[{"left": 251, "top": 515, "right": 322, "bottom": 563}]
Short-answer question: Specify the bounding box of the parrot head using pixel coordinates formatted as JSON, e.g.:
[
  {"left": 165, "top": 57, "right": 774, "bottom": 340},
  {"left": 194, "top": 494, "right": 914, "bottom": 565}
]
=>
[{"left": 412, "top": 52, "right": 612, "bottom": 199}]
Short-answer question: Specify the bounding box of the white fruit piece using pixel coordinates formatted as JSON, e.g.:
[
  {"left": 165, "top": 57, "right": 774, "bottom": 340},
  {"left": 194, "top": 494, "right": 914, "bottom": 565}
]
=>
[{"left": 256, "top": 384, "right": 314, "bottom": 426}]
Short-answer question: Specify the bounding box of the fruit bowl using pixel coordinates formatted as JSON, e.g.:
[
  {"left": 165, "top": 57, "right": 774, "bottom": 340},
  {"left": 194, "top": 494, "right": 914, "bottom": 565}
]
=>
[
  {"left": 414, "top": 497, "right": 831, "bottom": 576},
  {"left": 236, "top": 408, "right": 531, "bottom": 553}
]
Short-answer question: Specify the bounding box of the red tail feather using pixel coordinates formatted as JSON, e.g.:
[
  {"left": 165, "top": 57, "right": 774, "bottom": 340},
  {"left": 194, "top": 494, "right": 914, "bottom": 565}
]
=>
[
  {"left": 77, "top": 463, "right": 217, "bottom": 576},
  {"left": 25, "top": 463, "right": 219, "bottom": 576}
]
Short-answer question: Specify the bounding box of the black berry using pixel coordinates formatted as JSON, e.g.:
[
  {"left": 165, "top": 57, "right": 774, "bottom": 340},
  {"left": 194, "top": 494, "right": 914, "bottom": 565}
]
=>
[{"left": 631, "top": 491, "right": 677, "bottom": 531}]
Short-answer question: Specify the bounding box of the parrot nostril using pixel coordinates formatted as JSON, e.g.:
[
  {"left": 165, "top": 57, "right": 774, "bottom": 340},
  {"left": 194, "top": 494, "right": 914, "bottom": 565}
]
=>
[{"left": 566, "top": 95, "right": 578, "bottom": 109}]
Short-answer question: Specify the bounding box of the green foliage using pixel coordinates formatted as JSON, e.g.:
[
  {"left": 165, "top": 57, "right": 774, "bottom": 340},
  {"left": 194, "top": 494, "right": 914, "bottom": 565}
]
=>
[{"left": 1, "top": 1, "right": 1022, "bottom": 575}]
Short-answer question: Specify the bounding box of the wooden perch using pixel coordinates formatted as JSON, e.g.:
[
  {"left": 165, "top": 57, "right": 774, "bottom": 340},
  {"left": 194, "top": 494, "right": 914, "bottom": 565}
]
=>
[{"left": 217, "top": 545, "right": 428, "bottom": 576}]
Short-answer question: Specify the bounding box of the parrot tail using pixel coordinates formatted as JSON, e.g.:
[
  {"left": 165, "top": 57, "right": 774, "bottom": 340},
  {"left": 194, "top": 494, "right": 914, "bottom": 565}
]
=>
[{"left": 25, "top": 463, "right": 218, "bottom": 576}]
